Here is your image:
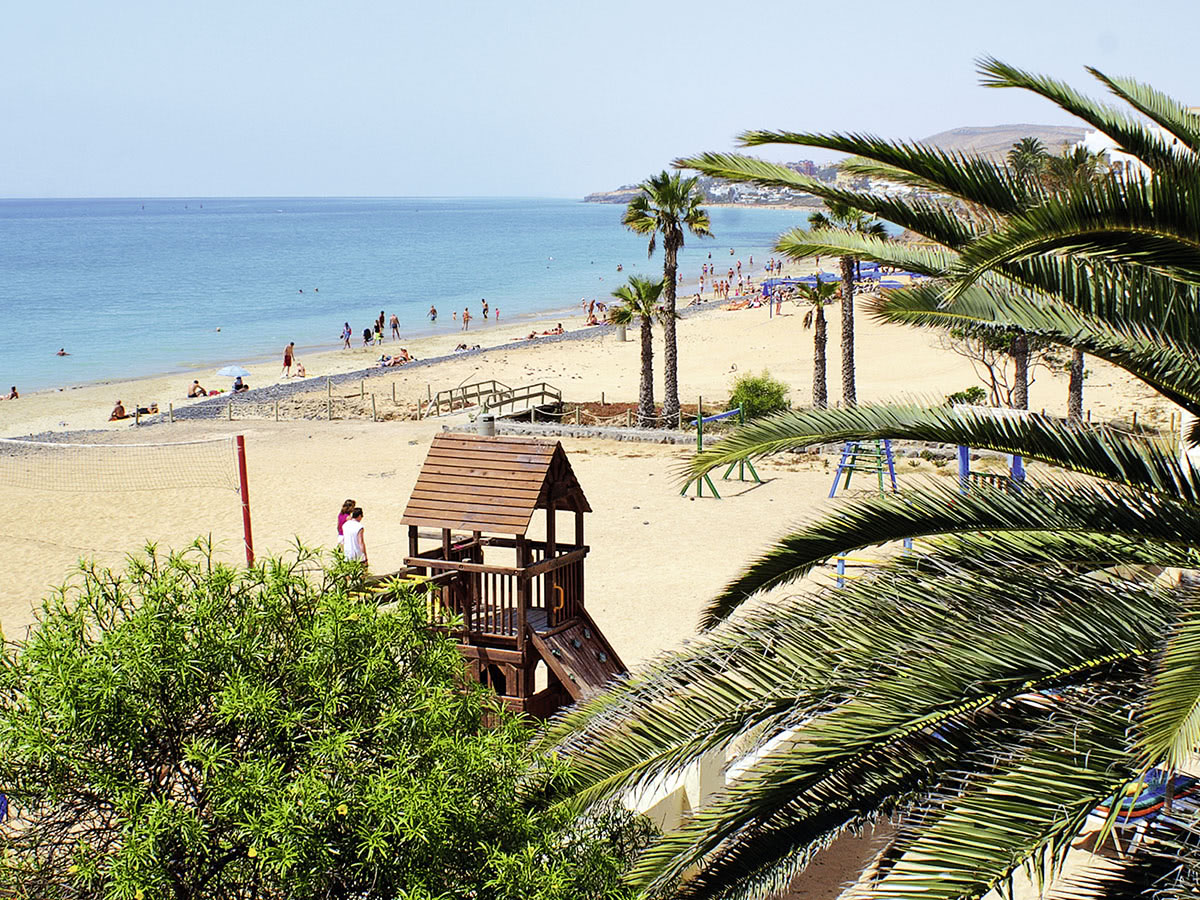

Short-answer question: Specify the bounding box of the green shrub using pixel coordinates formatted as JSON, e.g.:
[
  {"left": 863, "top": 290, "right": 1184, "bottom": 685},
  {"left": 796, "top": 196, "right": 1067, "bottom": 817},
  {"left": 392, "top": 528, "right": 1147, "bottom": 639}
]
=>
[
  {"left": 728, "top": 371, "right": 790, "bottom": 420},
  {"left": 0, "top": 543, "right": 651, "bottom": 900},
  {"left": 945, "top": 386, "right": 988, "bottom": 406}
]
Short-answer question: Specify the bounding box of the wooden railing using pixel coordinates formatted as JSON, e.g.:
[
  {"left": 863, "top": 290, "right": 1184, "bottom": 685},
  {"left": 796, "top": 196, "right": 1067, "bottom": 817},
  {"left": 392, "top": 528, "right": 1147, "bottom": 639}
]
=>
[
  {"left": 427, "top": 380, "right": 511, "bottom": 417},
  {"left": 482, "top": 382, "right": 561, "bottom": 417},
  {"left": 408, "top": 543, "right": 588, "bottom": 644}
]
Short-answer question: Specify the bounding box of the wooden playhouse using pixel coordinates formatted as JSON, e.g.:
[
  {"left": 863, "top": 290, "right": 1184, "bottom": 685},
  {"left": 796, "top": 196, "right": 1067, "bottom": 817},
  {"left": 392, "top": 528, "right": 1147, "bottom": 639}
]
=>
[{"left": 400, "top": 433, "right": 625, "bottom": 717}]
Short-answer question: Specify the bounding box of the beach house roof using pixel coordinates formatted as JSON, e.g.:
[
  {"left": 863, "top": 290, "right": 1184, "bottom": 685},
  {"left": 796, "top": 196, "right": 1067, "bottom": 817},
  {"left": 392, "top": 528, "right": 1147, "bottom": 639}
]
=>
[{"left": 400, "top": 433, "right": 590, "bottom": 535}]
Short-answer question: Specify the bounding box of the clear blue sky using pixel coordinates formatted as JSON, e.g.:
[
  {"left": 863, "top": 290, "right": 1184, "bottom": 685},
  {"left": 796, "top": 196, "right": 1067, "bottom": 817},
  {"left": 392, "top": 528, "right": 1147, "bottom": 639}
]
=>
[{"left": 3, "top": 0, "right": 1196, "bottom": 198}]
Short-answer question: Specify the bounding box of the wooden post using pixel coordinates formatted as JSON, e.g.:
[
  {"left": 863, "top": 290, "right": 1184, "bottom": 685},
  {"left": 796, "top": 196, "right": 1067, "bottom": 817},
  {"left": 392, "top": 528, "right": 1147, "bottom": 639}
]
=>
[
  {"left": 327, "top": 377, "right": 331, "bottom": 397},
  {"left": 227, "top": 402, "right": 232, "bottom": 421},
  {"left": 371, "top": 394, "right": 377, "bottom": 422},
  {"left": 360, "top": 380, "right": 364, "bottom": 399},
  {"left": 235, "top": 434, "right": 254, "bottom": 566},
  {"left": 274, "top": 399, "right": 279, "bottom": 422},
  {"left": 135, "top": 407, "right": 140, "bottom": 425},
  {"left": 408, "top": 524, "right": 419, "bottom": 560},
  {"left": 678, "top": 409, "right": 683, "bottom": 430},
  {"left": 531, "top": 407, "right": 536, "bottom": 423},
  {"left": 601, "top": 391, "right": 605, "bottom": 406},
  {"left": 1087, "top": 409, "right": 1091, "bottom": 422},
  {"left": 392, "top": 382, "right": 396, "bottom": 403},
  {"left": 327, "top": 398, "right": 332, "bottom": 420},
  {"left": 168, "top": 403, "right": 174, "bottom": 423},
  {"left": 1133, "top": 411, "right": 1138, "bottom": 429},
  {"left": 626, "top": 409, "right": 631, "bottom": 427},
  {"left": 575, "top": 406, "right": 581, "bottom": 425}
]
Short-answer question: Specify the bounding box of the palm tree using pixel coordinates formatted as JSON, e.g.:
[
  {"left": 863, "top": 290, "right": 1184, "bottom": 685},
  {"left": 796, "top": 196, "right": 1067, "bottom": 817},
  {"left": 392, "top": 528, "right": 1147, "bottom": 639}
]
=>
[
  {"left": 805, "top": 202, "right": 887, "bottom": 406},
  {"left": 1007, "top": 135, "right": 1048, "bottom": 180},
  {"left": 1039, "top": 145, "right": 1110, "bottom": 420},
  {"left": 546, "top": 63, "right": 1200, "bottom": 900},
  {"left": 623, "top": 171, "right": 712, "bottom": 421},
  {"left": 794, "top": 280, "right": 838, "bottom": 408},
  {"left": 608, "top": 275, "right": 665, "bottom": 427}
]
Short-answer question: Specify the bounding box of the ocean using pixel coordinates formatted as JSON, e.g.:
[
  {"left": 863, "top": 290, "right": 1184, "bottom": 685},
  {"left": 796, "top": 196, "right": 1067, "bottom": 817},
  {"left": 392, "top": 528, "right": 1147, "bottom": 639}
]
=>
[{"left": 0, "top": 197, "right": 811, "bottom": 392}]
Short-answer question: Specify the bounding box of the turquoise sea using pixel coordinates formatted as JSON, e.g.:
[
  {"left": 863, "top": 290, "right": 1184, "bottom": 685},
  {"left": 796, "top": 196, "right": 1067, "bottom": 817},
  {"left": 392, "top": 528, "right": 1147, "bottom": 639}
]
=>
[{"left": 0, "top": 197, "right": 811, "bottom": 392}]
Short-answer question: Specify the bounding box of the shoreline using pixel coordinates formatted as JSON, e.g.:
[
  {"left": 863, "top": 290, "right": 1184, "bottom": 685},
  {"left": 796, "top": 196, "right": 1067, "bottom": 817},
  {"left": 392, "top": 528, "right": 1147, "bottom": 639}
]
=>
[{"left": 1, "top": 253, "right": 805, "bottom": 438}]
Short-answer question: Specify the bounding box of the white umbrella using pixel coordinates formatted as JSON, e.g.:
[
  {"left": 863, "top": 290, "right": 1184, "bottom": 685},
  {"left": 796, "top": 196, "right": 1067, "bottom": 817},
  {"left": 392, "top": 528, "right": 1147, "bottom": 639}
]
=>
[{"left": 216, "top": 365, "right": 251, "bottom": 378}]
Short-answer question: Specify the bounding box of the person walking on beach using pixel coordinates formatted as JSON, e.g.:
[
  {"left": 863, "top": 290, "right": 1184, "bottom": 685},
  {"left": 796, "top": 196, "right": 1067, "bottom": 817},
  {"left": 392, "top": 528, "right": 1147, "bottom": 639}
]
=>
[
  {"left": 342, "top": 322, "right": 352, "bottom": 349},
  {"left": 337, "top": 498, "right": 355, "bottom": 545},
  {"left": 429, "top": 305, "right": 437, "bottom": 323},
  {"left": 389, "top": 313, "right": 400, "bottom": 340},
  {"left": 342, "top": 507, "right": 367, "bottom": 569},
  {"left": 481, "top": 299, "right": 489, "bottom": 320},
  {"left": 377, "top": 311, "right": 386, "bottom": 338},
  {"left": 374, "top": 322, "right": 383, "bottom": 346},
  {"left": 462, "top": 308, "right": 471, "bottom": 331},
  {"left": 282, "top": 342, "right": 295, "bottom": 377}
]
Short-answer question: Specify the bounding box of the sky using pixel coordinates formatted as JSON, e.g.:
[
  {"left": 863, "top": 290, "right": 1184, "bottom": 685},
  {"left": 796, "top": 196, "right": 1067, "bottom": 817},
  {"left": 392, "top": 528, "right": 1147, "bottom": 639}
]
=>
[{"left": 2, "top": 0, "right": 1197, "bottom": 199}]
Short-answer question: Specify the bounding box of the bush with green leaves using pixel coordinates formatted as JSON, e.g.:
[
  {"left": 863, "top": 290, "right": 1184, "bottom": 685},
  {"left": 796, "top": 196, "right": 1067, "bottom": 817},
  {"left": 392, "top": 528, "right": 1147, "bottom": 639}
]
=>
[
  {"left": 945, "top": 385, "right": 988, "bottom": 406},
  {"left": 727, "top": 371, "right": 789, "bottom": 420},
  {"left": 0, "top": 543, "right": 650, "bottom": 900}
]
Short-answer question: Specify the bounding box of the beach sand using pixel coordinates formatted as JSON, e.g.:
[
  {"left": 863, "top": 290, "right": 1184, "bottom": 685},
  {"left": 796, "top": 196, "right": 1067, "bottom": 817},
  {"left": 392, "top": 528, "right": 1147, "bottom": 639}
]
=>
[{"left": 0, "top": 274, "right": 1172, "bottom": 900}]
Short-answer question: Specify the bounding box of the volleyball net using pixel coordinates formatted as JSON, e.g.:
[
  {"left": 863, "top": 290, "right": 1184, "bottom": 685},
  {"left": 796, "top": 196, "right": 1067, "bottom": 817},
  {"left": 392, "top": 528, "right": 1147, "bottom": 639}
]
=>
[{"left": 0, "top": 434, "right": 254, "bottom": 563}]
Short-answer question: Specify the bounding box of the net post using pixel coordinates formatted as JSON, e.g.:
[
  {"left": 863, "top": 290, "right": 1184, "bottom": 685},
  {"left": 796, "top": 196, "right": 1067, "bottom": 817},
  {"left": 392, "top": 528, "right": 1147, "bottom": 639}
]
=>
[{"left": 235, "top": 435, "right": 254, "bottom": 566}]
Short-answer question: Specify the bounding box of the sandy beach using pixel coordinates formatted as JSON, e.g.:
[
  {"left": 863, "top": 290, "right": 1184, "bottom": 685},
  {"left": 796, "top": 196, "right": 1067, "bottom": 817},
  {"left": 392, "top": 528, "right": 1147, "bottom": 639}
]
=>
[{"left": 0, "top": 270, "right": 1171, "bottom": 900}]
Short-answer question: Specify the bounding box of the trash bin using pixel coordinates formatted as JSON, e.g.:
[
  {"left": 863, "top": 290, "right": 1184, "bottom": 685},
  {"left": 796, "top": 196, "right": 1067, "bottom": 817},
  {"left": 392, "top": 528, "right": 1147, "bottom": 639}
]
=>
[
  {"left": 477, "top": 413, "right": 496, "bottom": 436},
  {"left": 615, "top": 324, "right": 627, "bottom": 342}
]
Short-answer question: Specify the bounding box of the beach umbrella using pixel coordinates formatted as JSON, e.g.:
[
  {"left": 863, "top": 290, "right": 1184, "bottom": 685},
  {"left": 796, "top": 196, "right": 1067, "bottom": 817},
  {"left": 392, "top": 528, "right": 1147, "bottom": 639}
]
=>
[{"left": 216, "top": 365, "right": 251, "bottom": 378}]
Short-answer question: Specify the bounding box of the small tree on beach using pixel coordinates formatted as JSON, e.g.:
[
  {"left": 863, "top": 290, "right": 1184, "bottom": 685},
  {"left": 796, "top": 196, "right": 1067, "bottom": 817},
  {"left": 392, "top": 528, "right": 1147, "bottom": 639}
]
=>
[
  {"left": 622, "top": 171, "right": 712, "bottom": 422},
  {"left": 608, "top": 275, "right": 666, "bottom": 427},
  {"left": 806, "top": 202, "right": 887, "bottom": 406},
  {"left": 794, "top": 280, "right": 839, "bottom": 408},
  {"left": 0, "top": 543, "right": 651, "bottom": 900}
]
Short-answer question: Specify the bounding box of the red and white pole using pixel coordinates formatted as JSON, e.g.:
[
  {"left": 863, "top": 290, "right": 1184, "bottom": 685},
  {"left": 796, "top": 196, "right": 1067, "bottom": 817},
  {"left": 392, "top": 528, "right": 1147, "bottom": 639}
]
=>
[{"left": 235, "top": 434, "right": 254, "bottom": 566}]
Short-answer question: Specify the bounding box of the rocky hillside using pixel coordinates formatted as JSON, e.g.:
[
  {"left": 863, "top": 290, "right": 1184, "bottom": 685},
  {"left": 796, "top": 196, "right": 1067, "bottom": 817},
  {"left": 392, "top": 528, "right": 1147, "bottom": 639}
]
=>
[{"left": 917, "top": 124, "right": 1088, "bottom": 158}]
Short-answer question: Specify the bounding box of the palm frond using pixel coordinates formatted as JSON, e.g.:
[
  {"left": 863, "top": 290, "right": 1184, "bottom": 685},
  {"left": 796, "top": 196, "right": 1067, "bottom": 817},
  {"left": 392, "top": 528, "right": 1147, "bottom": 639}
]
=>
[
  {"left": 872, "top": 281, "right": 1200, "bottom": 415},
  {"left": 775, "top": 229, "right": 955, "bottom": 276},
  {"left": 952, "top": 172, "right": 1200, "bottom": 291},
  {"left": 977, "top": 57, "right": 1193, "bottom": 173},
  {"left": 685, "top": 403, "right": 1197, "bottom": 501},
  {"left": 737, "top": 129, "right": 1034, "bottom": 216},
  {"left": 677, "top": 152, "right": 980, "bottom": 248},
  {"left": 700, "top": 476, "right": 1200, "bottom": 626},
  {"left": 1137, "top": 584, "right": 1200, "bottom": 771},
  {"left": 1088, "top": 67, "right": 1200, "bottom": 154}
]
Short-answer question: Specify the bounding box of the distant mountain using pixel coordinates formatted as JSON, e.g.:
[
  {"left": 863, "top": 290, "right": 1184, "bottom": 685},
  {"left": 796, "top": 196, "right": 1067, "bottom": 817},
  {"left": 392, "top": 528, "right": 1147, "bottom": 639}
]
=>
[
  {"left": 584, "top": 125, "right": 1092, "bottom": 204},
  {"left": 917, "top": 124, "right": 1088, "bottom": 158}
]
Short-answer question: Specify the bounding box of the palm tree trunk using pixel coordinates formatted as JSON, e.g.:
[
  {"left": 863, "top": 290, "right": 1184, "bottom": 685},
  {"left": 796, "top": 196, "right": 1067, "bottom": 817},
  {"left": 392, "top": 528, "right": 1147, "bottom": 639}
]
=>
[
  {"left": 662, "top": 243, "right": 681, "bottom": 420},
  {"left": 1011, "top": 333, "right": 1030, "bottom": 410},
  {"left": 839, "top": 256, "right": 856, "bottom": 407},
  {"left": 638, "top": 315, "right": 655, "bottom": 427},
  {"left": 1067, "top": 349, "right": 1085, "bottom": 421},
  {"left": 813, "top": 305, "right": 828, "bottom": 409}
]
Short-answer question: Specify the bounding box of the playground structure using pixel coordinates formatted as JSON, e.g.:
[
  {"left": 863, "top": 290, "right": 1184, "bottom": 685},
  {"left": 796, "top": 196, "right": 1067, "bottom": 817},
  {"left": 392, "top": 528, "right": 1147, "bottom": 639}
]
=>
[
  {"left": 828, "top": 440, "right": 899, "bottom": 498},
  {"left": 398, "top": 434, "right": 625, "bottom": 718},
  {"left": 957, "top": 445, "right": 1026, "bottom": 493},
  {"left": 680, "top": 402, "right": 762, "bottom": 499}
]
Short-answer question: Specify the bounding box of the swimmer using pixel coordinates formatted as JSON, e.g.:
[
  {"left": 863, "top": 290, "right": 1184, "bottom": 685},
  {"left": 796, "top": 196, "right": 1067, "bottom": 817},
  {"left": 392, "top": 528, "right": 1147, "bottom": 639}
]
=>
[
  {"left": 429, "top": 305, "right": 438, "bottom": 323},
  {"left": 56, "top": 348, "right": 69, "bottom": 356}
]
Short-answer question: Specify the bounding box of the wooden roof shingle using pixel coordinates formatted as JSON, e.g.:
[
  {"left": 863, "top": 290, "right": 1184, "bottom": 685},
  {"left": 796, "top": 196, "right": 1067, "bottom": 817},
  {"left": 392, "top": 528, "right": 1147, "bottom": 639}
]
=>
[{"left": 400, "top": 434, "right": 590, "bottom": 534}]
